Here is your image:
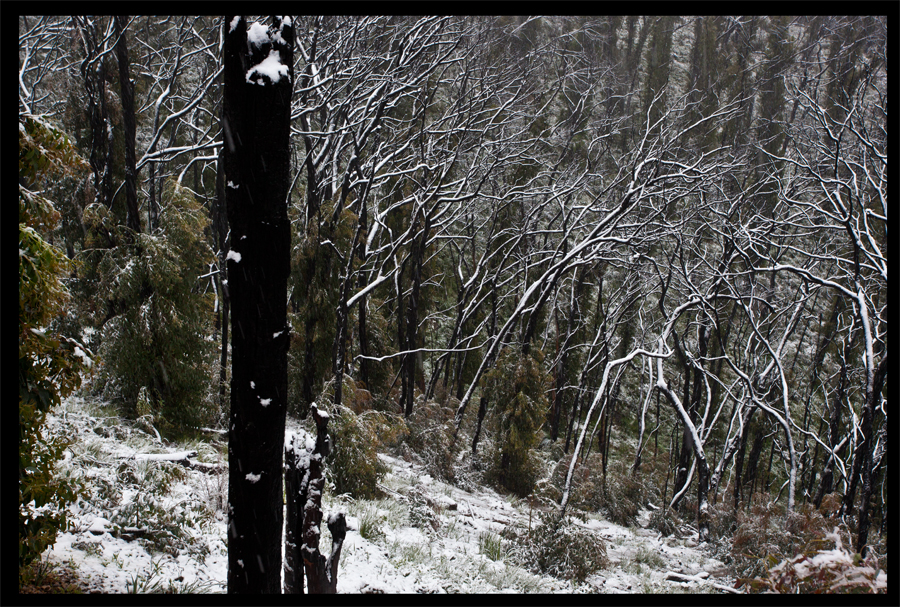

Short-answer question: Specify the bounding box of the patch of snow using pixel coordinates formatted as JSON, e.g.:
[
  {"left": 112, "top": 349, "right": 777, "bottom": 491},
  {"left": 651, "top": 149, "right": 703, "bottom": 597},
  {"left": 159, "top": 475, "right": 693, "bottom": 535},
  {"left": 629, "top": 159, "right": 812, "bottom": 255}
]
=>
[
  {"left": 226, "top": 250, "right": 242, "bottom": 263},
  {"left": 246, "top": 50, "right": 290, "bottom": 85},
  {"left": 74, "top": 346, "right": 93, "bottom": 369},
  {"left": 246, "top": 22, "right": 269, "bottom": 49},
  {"left": 42, "top": 396, "right": 741, "bottom": 595},
  {"left": 88, "top": 517, "right": 110, "bottom": 535}
]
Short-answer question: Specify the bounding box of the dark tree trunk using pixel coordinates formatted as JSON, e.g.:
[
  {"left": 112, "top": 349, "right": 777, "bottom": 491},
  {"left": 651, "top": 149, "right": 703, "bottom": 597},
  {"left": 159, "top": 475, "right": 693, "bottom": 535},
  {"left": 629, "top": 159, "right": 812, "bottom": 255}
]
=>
[
  {"left": 283, "top": 432, "right": 305, "bottom": 594},
  {"left": 113, "top": 16, "right": 140, "bottom": 234},
  {"left": 854, "top": 354, "right": 887, "bottom": 556},
  {"left": 551, "top": 267, "right": 585, "bottom": 441},
  {"left": 77, "top": 17, "right": 111, "bottom": 209},
  {"left": 403, "top": 215, "right": 430, "bottom": 418},
  {"left": 357, "top": 200, "right": 370, "bottom": 390},
  {"left": 301, "top": 405, "right": 347, "bottom": 593},
  {"left": 224, "top": 16, "right": 293, "bottom": 595},
  {"left": 743, "top": 425, "right": 766, "bottom": 505},
  {"left": 814, "top": 355, "right": 849, "bottom": 507}
]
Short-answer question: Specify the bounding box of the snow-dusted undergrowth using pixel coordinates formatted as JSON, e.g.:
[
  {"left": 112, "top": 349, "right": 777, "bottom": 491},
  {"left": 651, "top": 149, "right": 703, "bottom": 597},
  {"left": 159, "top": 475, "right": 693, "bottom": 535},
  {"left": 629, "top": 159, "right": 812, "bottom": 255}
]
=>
[{"left": 42, "top": 395, "right": 736, "bottom": 593}]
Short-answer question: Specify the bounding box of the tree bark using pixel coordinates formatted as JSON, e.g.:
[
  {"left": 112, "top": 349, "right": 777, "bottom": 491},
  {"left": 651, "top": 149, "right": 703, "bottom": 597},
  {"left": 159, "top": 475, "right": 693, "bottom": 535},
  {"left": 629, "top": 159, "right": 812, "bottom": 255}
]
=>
[
  {"left": 224, "top": 16, "right": 293, "bottom": 594},
  {"left": 854, "top": 354, "right": 888, "bottom": 556},
  {"left": 113, "top": 16, "right": 140, "bottom": 234},
  {"left": 214, "top": 146, "right": 230, "bottom": 412},
  {"left": 284, "top": 431, "right": 305, "bottom": 594},
  {"left": 300, "top": 405, "right": 346, "bottom": 593}
]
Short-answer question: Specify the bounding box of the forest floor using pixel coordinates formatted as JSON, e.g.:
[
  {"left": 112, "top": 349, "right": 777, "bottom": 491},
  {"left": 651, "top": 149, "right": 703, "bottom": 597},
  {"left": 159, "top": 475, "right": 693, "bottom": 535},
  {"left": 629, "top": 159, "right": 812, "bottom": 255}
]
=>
[{"left": 29, "top": 395, "right": 738, "bottom": 594}]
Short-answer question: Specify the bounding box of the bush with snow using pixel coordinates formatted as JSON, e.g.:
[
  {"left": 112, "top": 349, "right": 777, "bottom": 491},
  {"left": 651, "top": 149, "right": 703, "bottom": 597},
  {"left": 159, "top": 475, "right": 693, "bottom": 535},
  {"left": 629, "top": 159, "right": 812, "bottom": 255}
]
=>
[
  {"left": 504, "top": 511, "right": 608, "bottom": 584},
  {"left": 746, "top": 528, "right": 886, "bottom": 594},
  {"left": 325, "top": 404, "right": 391, "bottom": 499}
]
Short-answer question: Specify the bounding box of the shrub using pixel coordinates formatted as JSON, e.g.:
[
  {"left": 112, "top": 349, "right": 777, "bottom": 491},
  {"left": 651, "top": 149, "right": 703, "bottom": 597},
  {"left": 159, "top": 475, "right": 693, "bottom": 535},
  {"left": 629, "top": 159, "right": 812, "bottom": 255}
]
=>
[
  {"left": 406, "top": 484, "right": 440, "bottom": 531},
  {"left": 481, "top": 348, "right": 549, "bottom": 497},
  {"left": 743, "top": 528, "right": 886, "bottom": 593},
  {"left": 505, "top": 511, "right": 608, "bottom": 584},
  {"left": 401, "top": 397, "right": 455, "bottom": 482},
  {"left": 599, "top": 461, "right": 647, "bottom": 526},
  {"left": 325, "top": 403, "right": 392, "bottom": 499},
  {"left": 705, "top": 501, "right": 737, "bottom": 542},
  {"left": 730, "top": 492, "right": 841, "bottom": 581},
  {"left": 451, "top": 447, "right": 490, "bottom": 494},
  {"left": 648, "top": 506, "right": 682, "bottom": 537},
  {"left": 545, "top": 455, "right": 650, "bottom": 526}
]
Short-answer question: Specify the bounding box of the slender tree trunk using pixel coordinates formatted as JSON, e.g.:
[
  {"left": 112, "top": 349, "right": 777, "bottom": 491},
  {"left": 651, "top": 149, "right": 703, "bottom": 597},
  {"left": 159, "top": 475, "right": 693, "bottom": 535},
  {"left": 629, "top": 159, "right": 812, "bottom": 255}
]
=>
[
  {"left": 224, "top": 16, "right": 293, "bottom": 594},
  {"left": 403, "top": 217, "right": 428, "bottom": 418},
  {"left": 114, "top": 16, "right": 141, "bottom": 234},
  {"left": 854, "top": 355, "right": 887, "bottom": 555},
  {"left": 357, "top": 200, "right": 370, "bottom": 390},
  {"left": 214, "top": 147, "right": 230, "bottom": 412}
]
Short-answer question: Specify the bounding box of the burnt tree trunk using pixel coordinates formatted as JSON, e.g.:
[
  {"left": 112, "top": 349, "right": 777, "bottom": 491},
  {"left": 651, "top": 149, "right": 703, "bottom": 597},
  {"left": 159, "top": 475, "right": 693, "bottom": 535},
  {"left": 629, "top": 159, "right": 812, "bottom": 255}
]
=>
[
  {"left": 283, "top": 432, "right": 305, "bottom": 594},
  {"left": 224, "top": 15, "right": 293, "bottom": 595},
  {"left": 299, "top": 405, "right": 347, "bottom": 593}
]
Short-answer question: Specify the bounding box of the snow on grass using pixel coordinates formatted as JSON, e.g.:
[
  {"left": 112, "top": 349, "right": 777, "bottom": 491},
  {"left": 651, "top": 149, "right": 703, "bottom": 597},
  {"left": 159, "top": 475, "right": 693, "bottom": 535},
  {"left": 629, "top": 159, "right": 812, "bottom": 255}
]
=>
[{"left": 40, "top": 395, "right": 736, "bottom": 594}]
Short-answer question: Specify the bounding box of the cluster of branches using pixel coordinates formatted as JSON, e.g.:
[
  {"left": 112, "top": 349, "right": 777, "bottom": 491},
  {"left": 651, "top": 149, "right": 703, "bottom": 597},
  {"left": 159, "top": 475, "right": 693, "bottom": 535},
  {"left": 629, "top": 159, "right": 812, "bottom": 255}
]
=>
[{"left": 20, "top": 15, "right": 887, "bottom": 564}]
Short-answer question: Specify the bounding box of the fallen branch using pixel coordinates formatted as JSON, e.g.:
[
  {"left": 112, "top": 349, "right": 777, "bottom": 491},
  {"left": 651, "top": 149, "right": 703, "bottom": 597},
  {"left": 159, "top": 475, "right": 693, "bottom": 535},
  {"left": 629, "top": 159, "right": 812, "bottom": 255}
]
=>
[
  {"left": 664, "top": 571, "right": 741, "bottom": 594},
  {"left": 128, "top": 450, "right": 224, "bottom": 474}
]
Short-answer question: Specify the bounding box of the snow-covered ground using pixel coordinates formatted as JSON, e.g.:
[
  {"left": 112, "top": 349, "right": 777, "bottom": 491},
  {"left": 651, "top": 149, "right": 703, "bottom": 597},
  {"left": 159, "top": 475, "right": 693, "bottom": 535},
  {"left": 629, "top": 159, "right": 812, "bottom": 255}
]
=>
[{"left": 41, "top": 395, "right": 737, "bottom": 593}]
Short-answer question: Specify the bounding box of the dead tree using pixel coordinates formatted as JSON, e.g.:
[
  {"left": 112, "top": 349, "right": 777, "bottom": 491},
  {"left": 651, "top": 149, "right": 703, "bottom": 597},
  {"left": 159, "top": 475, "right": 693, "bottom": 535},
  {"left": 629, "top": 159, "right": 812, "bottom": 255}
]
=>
[{"left": 284, "top": 404, "right": 347, "bottom": 594}]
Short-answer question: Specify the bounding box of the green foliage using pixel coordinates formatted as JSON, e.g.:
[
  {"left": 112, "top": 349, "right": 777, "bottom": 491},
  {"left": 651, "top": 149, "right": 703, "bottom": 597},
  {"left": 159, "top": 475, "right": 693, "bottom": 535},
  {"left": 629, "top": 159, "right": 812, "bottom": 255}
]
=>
[
  {"left": 288, "top": 201, "right": 356, "bottom": 413},
  {"left": 481, "top": 348, "right": 549, "bottom": 496},
  {"left": 93, "top": 182, "right": 216, "bottom": 436},
  {"left": 355, "top": 505, "right": 385, "bottom": 541},
  {"left": 504, "top": 511, "right": 608, "bottom": 584},
  {"left": 325, "top": 399, "right": 394, "bottom": 499},
  {"left": 19, "top": 114, "right": 88, "bottom": 569},
  {"left": 478, "top": 531, "right": 506, "bottom": 561}
]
